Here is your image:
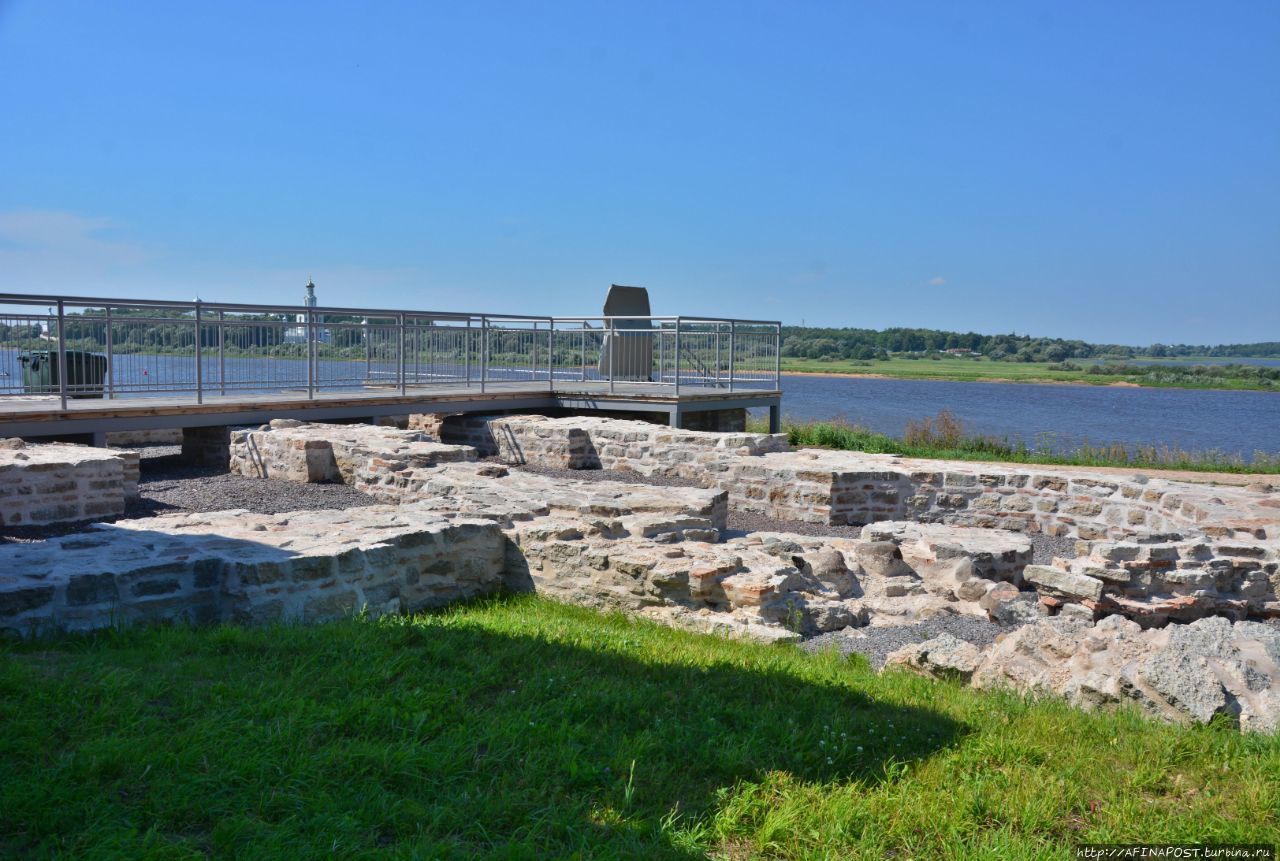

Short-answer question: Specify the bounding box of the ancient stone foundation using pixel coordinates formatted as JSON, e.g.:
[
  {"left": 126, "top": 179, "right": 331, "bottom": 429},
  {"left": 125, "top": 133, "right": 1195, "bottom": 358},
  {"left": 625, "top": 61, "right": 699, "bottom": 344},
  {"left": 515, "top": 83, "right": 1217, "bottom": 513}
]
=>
[
  {"left": 4, "top": 416, "right": 1280, "bottom": 730},
  {"left": 229, "top": 419, "right": 475, "bottom": 485},
  {"left": 425, "top": 413, "right": 788, "bottom": 475},
  {"left": 0, "top": 507, "right": 506, "bottom": 635},
  {"left": 0, "top": 440, "right": 138, "bottom": 527}
]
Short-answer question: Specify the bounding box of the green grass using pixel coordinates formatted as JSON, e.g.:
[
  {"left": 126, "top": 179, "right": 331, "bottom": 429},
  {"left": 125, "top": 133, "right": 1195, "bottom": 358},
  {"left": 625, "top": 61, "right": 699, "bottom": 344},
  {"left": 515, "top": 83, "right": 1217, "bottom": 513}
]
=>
[
  {"left": 2, "top": 596, "right": 1277, "bottom": 859},
  {"left": 748, "top": 415, "right": 1280, "bottom": 475},
  {"left": 780, "top": 356, "right": 1279, "bottom": 391}
]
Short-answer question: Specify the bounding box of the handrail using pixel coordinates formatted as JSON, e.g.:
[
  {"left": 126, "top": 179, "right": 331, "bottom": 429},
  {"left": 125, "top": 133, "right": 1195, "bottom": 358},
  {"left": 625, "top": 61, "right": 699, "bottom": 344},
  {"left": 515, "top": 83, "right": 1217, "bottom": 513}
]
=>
[
  {"left": 0, "top": 293, "right": 780, "bottom": 328},
  {"left": 0, "top": 291, "right": 782, "bottom": 405}
]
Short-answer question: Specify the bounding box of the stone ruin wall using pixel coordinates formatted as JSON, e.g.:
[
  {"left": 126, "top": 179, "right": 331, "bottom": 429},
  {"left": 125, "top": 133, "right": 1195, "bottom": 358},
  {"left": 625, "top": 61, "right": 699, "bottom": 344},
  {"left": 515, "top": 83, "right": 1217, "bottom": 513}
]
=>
[
  {"left": 414, "top": 415, "right": 1280, "bottom": 625},
  {"left": 418, "top": 412, "right": 1276, "bottom": 544},
  {"left": 0, "top": 507, "right": 507, "bottom": 635},
  {"left": 0, "top": 440, "right": 138, "bottom": 527},
  {"left": 4, "top": 417, "right": 1280, "bottom": 728}
]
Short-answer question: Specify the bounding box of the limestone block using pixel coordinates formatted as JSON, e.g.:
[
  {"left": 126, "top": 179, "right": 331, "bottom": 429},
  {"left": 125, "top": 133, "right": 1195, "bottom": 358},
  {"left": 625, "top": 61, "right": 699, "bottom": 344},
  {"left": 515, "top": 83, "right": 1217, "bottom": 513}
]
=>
[
  {"left": 0, "top": 443, "right": 135, "bottom": 526},
  {"left": 0, "top": 507, "right": 507, "bottom": 636}
]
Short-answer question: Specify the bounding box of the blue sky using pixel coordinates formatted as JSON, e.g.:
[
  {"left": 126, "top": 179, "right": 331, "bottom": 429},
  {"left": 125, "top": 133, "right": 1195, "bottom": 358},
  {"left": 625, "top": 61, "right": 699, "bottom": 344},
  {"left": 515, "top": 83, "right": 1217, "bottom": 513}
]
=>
[{"left": 1, "top": 1, "right": 1276, "bottom": 345}]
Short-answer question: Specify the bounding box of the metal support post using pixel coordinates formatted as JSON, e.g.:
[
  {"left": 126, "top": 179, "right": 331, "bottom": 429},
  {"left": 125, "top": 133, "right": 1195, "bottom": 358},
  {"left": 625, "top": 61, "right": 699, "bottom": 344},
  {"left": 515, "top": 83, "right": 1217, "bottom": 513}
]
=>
[
  {"left": 218, "top": 311, "right": 226, "bottom": 396},
  {"left": 658, "top": 324, "right": 664, "bottom": 385},
  {"left": 56, "top": 300, "right": 67, "bottom": 410},
  {"left": 673, "top": 317, "right": 681, "bottom": 398},
  {"left": 480, "top": 316, "right": 488, "bottom": 394},
  {"left": 728, "top": 321, "right": 736, "bottom": 393},
  {"left": 397, "top": 313, "right": 406, "bottom": 395},
  {"left": 306, "top": 309, "right": 315, "bottom": 399},
  {"left": 715, "top": 325, "right": 721, "bottom": 385},
  {"left": 774, "top": 324, "right": 781, "bottom": 389},
  {"left": 195, "top": 301, "right": 204, "bottom": 404},
  {"left": 105, "top": 305, "right": 114, "bottom": 399}
]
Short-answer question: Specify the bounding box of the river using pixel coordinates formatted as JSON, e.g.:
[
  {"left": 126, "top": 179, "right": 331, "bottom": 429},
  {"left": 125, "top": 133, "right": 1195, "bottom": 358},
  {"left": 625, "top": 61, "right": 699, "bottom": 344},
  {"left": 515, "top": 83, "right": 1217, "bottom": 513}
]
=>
[
  {"left": 773, "top": 374, "right": 1280, "bottom": 460},
  {"left": 3, "top": 348, "right": 1277, "bottom": 460}
]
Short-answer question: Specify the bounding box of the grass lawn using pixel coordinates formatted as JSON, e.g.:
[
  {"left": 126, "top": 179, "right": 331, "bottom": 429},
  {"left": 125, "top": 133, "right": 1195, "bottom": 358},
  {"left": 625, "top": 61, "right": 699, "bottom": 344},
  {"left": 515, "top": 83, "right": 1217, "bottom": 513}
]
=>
[
  {"left": 2, "top": 596, "right": 1277, "bottom": 859},
  {"left": 779, "top": 356, "right": 1277, "bottom": 391}
]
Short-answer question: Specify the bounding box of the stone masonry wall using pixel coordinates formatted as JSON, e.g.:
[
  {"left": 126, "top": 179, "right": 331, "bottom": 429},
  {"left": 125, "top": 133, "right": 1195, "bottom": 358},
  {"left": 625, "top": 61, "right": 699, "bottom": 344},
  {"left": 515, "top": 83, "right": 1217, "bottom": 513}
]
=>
[
  {"left": 0, "top": 440, "right": 138, "bottom": 527},
  {"left": 229, "top": 419, "right": 475, "bottom": 484},
  {"left": 720, "top": 449, "right": 1279, "bottom": 543},
  {"left": 0, "top": 507, "right": 507, "bottom": 636},
  {"left": 427, "top": 414, "right": 788, "bottom": 479}
]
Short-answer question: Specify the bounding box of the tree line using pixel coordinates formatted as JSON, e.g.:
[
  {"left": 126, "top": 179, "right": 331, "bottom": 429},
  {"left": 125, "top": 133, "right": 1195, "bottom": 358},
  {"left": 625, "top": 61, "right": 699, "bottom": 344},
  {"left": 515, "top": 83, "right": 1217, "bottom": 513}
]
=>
[{"left": 779, "top": 325, "right": 1280, "bottom": 363}]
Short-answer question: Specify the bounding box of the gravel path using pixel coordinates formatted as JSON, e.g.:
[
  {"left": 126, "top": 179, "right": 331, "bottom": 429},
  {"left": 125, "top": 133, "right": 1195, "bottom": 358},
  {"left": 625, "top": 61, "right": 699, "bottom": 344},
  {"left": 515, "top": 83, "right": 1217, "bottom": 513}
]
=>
[{"left": 803, "top": 615, "right": 1018, "bottom": 669}]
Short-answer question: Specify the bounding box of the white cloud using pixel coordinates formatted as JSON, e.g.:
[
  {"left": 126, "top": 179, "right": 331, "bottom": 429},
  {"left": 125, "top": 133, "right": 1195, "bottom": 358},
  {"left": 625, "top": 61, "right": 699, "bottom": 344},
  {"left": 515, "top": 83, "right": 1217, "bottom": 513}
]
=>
[{"left": 928, "top": 276, "right": 946, "bottom": 286}]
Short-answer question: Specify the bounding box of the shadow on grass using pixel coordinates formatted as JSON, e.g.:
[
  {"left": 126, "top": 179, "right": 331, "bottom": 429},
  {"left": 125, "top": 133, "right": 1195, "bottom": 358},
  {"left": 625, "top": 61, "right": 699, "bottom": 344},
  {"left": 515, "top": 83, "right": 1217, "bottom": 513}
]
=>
[{"left": 0, "top": 599, "right": 964, "bottom": 859}]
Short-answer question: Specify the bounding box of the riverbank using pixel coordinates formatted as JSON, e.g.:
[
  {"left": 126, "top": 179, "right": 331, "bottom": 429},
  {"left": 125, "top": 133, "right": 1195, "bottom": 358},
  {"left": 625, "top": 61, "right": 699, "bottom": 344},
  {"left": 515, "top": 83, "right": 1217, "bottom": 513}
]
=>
[{"left": 779, "top": 356, "right": 1280, "bottom": 392}]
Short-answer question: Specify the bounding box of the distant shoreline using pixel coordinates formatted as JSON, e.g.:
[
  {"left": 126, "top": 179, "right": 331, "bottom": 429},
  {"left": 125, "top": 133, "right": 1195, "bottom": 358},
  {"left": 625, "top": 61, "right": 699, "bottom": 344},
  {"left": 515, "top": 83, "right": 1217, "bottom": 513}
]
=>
[{"left": 778, "top": 368, "right": 1267, "bottom": 393}]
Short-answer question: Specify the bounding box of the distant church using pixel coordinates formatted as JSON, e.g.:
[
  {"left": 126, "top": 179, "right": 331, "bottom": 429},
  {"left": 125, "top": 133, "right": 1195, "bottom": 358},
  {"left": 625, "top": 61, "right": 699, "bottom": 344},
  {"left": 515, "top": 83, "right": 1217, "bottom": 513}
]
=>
[{"left": 283, "top": 280, "right": 332, "bottom": 344}]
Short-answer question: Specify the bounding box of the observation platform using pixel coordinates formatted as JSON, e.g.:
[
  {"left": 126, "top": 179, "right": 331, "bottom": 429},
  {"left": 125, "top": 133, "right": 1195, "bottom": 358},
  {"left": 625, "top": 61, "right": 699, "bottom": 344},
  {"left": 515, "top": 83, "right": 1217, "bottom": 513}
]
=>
[{"left": 0, "top": 292, "right": 782, "bottom": 441}]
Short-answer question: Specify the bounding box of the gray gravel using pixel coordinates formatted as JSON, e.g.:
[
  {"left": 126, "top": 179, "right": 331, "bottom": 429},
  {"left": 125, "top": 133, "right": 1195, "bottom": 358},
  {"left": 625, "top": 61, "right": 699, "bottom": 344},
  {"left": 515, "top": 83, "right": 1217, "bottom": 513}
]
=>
[
  {"left": 505, "top": 462, "right": 703, "bottom": 489},
  {"left": 1032, "top": 533, "right": 1078, "bottom": 564},
  {"left": 803, "top": 615, "right": 1018, "bottom": 669},
  {"left": 136, "top": 465, "right": 376, "bottom": 516},
  {"left": 1, "top": 447, "right": 376, "bottom": 544}
]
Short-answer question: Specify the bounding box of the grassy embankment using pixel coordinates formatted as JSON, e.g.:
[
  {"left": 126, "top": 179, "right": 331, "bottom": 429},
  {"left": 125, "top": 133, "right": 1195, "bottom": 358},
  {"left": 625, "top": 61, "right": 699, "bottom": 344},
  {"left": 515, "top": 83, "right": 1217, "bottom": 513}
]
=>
[
  {"left": 780, "top": 355, "right": 1279, "bottom": 392},
  {"left": 747, "top": 411, "right": 1280, "bottom": 475},
  {"left": 2, "top": 595, "right": 1277, "bottom": 858}
]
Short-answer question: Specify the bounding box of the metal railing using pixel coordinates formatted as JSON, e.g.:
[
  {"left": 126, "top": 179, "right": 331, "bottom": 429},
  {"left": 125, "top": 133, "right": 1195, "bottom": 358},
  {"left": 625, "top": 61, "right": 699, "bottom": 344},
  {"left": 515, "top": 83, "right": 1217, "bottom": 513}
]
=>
[{"left": 0, "top": 293, "right": 781, "bottom": 409}]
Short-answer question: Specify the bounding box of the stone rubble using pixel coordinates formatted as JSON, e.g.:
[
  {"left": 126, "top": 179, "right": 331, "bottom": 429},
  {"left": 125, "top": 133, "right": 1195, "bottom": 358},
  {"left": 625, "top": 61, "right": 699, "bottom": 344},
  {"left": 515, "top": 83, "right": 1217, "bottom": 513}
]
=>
[{"left": 965, "top": 614, "right": 1280, "bottom": 732}]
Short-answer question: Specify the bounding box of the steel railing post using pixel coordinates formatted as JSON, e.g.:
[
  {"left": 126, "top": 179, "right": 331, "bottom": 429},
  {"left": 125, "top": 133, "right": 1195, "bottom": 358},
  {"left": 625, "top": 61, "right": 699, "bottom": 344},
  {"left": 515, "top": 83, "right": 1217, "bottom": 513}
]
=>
[
  {"left": 465, "top": 319, "right": 472, "bottom": 387},
  {"left": 547, "top": 320, "right": 554, "bottom": 389},
  {"left": 218, "top": 310, "right": 226, "bottom": 396},
  {"left": 56, "top": 300, "right": 67, "bottom": 410},
  {"left": 774, "top": 323, "right": 781, "bottom": 389},
  {"left": 673, "top": 317, "right": 681, "bottom": 398},
  {"left": 480, "top": 316, "right": 488, "bottom": 394},
  {"left": 715, "top": 324, "right": 721, "bottom": 386},
  {"left": 658, "top": 322, "right": 664, "bottom": 385},
  {"left": 397, "top": 313, "right": 406, "bottom": 395},
  {"left": 728, "top": 321, "right": 736, "bottom": 393},
  {"left": 581, "top": 325, "right": 586, "bottom": 382},
  {"left": 306, "top": 309, "right": 315, "bottom": 399},
  {"left": 608, "top": 317, "right": 616, "bottom": 394},
  {"left": 194, "top": 301, "right": 204, "bottom": 404},
  {"left": 105, "top": 305, "right": 114, "bottom": 400},
  {"left": 364, "top": 318, "right": 371, "bottom": 381}
]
